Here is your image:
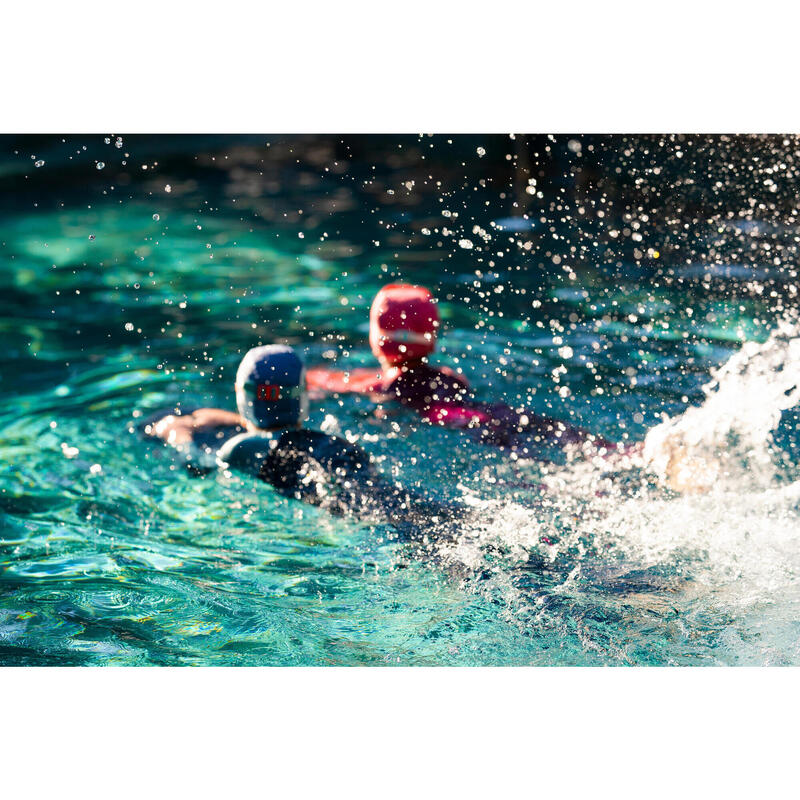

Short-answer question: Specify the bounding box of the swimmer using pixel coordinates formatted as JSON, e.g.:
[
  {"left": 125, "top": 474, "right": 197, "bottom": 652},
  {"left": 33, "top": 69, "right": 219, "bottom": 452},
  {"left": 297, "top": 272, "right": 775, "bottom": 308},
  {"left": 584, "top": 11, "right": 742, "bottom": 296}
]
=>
[
  {"left": 144, "top": 344, "right": 460, "bottom": 536},
  {"left": 307, "top": 283, "right": 617, "bottom": 455}
]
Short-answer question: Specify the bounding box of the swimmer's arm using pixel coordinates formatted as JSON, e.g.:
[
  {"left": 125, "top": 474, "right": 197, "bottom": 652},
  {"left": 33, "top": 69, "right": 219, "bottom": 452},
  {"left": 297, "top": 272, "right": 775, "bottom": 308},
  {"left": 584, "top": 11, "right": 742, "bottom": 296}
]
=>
[
  {"left": 423, "top": 401, "right": 617, "bottom": 451},
  {"left": 306, "top": 367, "right": 383, "bottom": 396},
  {"left": 144, "top": 408, "right": 246, "bottom": 446},
  {"left": 641, "top": 429, "right": 719, "bottom": 493}
]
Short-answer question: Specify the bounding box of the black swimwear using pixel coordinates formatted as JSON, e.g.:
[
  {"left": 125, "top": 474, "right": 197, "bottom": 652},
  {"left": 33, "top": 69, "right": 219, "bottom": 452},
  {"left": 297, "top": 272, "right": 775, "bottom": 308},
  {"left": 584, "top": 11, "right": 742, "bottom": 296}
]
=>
[
  {"left": 138, "top": 417, "right": 462, "bottom": 540},
  {"left": 256, "top": 429, "right": 459, "bottom": 538},
  {"left": 382, "top": 362, "right": 471, "bottom": 413}
]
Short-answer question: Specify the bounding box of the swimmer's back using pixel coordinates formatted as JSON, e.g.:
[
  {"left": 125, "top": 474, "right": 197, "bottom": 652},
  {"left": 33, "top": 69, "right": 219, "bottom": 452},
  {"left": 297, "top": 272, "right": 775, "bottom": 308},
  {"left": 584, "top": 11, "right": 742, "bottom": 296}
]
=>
[
  {"left": 221, "top": 427, "right": 456, "bottom": 527},
  {"left": 379, "top": 362, "right": 471, "bottom": 412},
  {"left": 260, "top": 429, "right": 371, "bottom": 486}
]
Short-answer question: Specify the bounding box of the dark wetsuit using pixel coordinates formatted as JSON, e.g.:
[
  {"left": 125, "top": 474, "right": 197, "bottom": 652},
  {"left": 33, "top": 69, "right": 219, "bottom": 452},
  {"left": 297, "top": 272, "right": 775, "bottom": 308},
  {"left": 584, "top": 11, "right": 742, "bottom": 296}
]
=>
[
  {"left": 143, "top": 411, "right": 461, "bottom": 541},
  {"left": 252, "top": 429, "right": 459, "bottom": 536},
  {"left": 380, "top": 362, "right": 471, "bottom": 410}
]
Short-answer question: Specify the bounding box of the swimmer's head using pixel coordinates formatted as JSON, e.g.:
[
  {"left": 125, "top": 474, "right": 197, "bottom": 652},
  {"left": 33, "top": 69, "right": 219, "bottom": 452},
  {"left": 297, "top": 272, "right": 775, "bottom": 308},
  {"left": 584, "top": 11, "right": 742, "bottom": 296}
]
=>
[
  {"left": 235, "top": 344, "right": 308, "bottom": 430},
  {"left": 369, "top": 284, "right": 440, "bottom": 367}
]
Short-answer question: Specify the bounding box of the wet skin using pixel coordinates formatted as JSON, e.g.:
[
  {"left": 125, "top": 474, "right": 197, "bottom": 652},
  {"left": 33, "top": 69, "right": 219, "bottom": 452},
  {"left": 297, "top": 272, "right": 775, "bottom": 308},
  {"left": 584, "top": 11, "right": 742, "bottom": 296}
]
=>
[{"left": 146, "top": 408, "right": 248, "bottom": 447}]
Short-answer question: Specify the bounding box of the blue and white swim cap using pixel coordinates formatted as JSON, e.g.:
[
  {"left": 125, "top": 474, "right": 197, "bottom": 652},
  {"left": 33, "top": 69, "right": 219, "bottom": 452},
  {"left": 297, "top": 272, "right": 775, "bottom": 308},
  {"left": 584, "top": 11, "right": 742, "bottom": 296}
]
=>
[{"left": 235, "top": 344, "right": 308, "bottom": 429}]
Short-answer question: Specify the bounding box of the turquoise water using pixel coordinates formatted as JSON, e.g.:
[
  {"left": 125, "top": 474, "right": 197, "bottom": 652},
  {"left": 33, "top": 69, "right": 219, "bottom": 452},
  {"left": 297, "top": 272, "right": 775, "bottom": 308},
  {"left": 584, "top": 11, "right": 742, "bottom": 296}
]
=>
[{"left": 2, "top": 134, "right": 800, "bottom": 665}]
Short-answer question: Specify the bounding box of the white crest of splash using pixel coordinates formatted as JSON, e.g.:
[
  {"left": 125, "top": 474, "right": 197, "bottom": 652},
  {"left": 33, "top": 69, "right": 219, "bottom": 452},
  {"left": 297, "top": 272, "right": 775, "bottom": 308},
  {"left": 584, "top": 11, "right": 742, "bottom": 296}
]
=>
[
  {"left": 443, "top": 466, "right": 800, "bottom": 662},
  {"left": 644, "top": 313, "right": 800, "bottom": 487},
  {"left": 437, "top": 317, "right": 800, "bottom": 659}
]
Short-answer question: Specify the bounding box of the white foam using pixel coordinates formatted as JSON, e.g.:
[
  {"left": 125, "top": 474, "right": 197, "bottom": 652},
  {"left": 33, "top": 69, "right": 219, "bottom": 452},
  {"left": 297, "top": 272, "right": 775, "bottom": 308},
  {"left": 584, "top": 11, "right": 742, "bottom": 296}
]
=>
[
  {"left": 436, "top": 318, "right": 800, "bottom": 662},
  {"left": 645, "top": 312, "right": 800, "bottom": 489}
]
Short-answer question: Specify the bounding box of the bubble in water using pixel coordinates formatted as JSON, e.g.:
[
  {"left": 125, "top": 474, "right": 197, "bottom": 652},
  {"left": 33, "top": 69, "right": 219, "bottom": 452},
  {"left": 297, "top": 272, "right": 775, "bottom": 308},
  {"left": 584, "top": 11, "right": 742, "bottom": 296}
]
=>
[
  {"left": 88, "top": 234, "right": 95, "bottom": 241},
  {"left": 115, "top": 137, "right": 123, "bottom": 148},
  {"left": 152, "top": 213, "right": 160, "bottom": 221},
  {"left": 476, "top": 146, "right": 486, "bottom": 157},
  {"left": 104, "top": 137, "right": 111, "bottom": 144},
  {"left": 164, "top": 184, "right": 172, "bottom": 193},
  {"left": 60, "top": 443, "right": 79, "bottom": 459},
  {"left": 96, "top": 162, "right": 105, "bottom": 170},
  {"left": 34, "top": 160, "right": 45, "bottom": 168}
]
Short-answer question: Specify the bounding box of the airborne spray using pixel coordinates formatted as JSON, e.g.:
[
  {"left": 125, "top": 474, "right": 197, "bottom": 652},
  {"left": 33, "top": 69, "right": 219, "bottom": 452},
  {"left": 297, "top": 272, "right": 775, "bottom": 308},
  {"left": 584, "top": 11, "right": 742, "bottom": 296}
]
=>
[{"left": 645, "top": 313, "right": 800, "bottom": 491}]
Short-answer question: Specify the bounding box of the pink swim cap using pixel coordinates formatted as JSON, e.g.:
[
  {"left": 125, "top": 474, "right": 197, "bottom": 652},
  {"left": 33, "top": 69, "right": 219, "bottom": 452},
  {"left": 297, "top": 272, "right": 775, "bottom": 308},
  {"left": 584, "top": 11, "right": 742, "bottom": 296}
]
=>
[{"left": 369, "top": 284, "right": 440, "bottom": 366}]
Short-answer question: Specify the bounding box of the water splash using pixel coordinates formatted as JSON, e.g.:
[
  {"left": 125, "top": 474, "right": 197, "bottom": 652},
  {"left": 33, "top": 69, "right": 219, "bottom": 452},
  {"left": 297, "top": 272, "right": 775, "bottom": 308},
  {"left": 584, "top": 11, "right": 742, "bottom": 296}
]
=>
[
  {"left": 430, "top": 318, "right": 800, "bottom": 663},
  {"left": 644, "top": 313, "right": 800, "bottom": 490}
]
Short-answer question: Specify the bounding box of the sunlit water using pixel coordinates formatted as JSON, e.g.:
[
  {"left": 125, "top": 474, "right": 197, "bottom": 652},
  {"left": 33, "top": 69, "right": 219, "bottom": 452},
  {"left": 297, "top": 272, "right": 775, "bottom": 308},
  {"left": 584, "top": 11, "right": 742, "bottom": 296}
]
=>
[{"left": 2, "top": 134, "right": 799, "bottom": 665}]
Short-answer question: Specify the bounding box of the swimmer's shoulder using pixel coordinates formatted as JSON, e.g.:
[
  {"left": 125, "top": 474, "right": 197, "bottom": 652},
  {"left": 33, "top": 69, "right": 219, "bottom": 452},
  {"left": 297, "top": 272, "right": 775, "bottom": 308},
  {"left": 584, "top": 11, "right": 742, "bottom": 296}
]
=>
[
  {"left": 217, "top": 430, "right": 280, "bottom": 475},
  {"left": 143, "top": 407, "right": 248, "bottom": 475},
  {"left": 391, "top": 361, "right": 470, "bottom": 388},
  {"left": 383, "top": 362, "right": 471, "bottom": 408}
]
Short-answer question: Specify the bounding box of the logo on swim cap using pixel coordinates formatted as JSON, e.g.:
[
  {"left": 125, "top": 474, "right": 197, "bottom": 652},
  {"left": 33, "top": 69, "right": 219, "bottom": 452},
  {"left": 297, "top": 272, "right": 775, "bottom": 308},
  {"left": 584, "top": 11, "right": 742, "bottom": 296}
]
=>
[
  {"left": 256, "top": 383, "right": 281, "bottom": 400},
  {"left": 369, "top": 284, "right": 439, "bottom": 366},
  {"left": 235, "top": 345, "right": 308, "bottom": 429},
  {"left": 258, "top": 384, "right": 281, "bottom": 401}
]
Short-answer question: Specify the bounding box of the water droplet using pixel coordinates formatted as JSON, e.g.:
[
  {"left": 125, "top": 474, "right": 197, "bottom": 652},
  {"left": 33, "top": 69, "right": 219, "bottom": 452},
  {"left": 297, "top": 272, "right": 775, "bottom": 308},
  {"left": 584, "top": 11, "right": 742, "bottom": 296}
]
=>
[
  {"left": 96, "top": 162, "right": 105, "bottom": 170},
  {"left": 60, "top": 443, "right": 79, "bottom": 458},
  {"left": 34, "top": 160, "right": 45, "bottom": 168},
  {"left": 152, "top": 213, "right": 160, "bottom": 221}
]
